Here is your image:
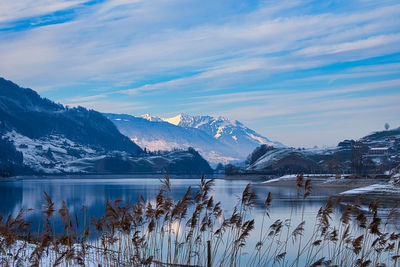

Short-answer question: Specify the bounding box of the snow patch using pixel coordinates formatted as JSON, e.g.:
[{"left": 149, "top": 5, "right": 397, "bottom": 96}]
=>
[
  {"left": 214, "top": 126, "right": 225, "bottom": 139},
  {"left": 248, "top": 133, "right": 268, "bottom": 144},
  {"left": 261, "top": 174, "right": 339, "bottom": 184},
  {"left": 163, "top": 114, "right": 183, "bottom": 126},
  {"left": 139, "top": 114, "right": 163, "bottom": 122},
  {"left": 341, "top": 184, "right": 400, "bottom": 195}
]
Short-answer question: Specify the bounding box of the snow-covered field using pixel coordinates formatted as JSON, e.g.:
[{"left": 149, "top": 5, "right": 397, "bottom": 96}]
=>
[
  {"left": 341, "top": 183, "right": 400, "bottom": 195},
  {"left": 0, "top": 238, "right": 130, "bottom": 267},
  {"left": 3, "top": 130, "right": 101, "bottom": 173}
]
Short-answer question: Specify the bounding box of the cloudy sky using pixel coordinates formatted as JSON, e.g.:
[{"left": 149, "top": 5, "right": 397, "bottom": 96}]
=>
[{"left": 0, "top": 0, "right": 399, "bottom": 147}]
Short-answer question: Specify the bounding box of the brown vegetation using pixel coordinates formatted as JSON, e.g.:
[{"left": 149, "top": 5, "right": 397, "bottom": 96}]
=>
[{"left": 0, "top": 173, "right": 399, "bottom": 266}]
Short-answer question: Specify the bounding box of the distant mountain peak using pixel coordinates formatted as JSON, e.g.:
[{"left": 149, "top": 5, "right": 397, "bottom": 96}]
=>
[
  {"left": 163, "top": 114, "right": 184, "bottom": 126},
  {"left": 162, "top": 113, "right": 197, "bottom": 126},
  {"left": 106, "top": 112, "right": 284, "bottom": 164},
  {"left": 162, "top": 114, "right": 239, "bottom": 128},
  {"left": 139, "top": 114, "right": 162, "bottom": 122},
  {"left": 161, "top": 113, "right": 282, "bottom": 147}
]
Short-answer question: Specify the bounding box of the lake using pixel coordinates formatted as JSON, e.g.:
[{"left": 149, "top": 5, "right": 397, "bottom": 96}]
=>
[
  {"left": 0, "top": 175, "right": 398, "bottom": 266},
  {"left": 0, "top": 175, "right": 340, "bottom": 226}
]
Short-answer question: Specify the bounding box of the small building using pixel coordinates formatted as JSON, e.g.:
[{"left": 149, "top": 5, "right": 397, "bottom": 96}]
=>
[
  {"left": 354, "top": 141, "right": 364, "bottom": 149},
  {"left": 369, "top": 147, "right": 389, "bottom": 156}
]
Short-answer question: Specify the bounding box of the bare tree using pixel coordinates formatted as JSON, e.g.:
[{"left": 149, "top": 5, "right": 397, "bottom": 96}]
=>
[{"left": 384, "top": 122, "right": 390, "bottom": 130}]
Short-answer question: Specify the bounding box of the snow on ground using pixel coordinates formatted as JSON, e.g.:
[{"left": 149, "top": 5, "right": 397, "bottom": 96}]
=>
[
  {"left": 3, "top": 130, "right": 100, "bottom": 173},
  {"left": 134, "top": 137, "right": 182, "bottom": 152},
  {"left": 261, "top": 174, "right": 297, "bottom": 184},
  {"left": 163, "top": 114, "right": 184, "bottom": 126},
  {"left": 247, "top": 132, "right": 274, "bottom": 146},
  {"left": 204, "top": 151, "right": 239, "bottom": 165},
  {"left": 0, "top": 238, "right": 121, "bottom": 267},
  {"left": 250, "top": 149, "right": 291, "bottom": 170},
  {"left": 341, "top": 184, "right": 400, "bottom": 195},
  {"left": 214, "top": 125, "right": 225, "bottom": 139},
  {"left": 261, "top": 174, "right": 341, "bottom": 184}
]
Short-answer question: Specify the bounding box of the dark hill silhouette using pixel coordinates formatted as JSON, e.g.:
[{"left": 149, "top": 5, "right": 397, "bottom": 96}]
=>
[{"left": 0, "top": 77, "right": 142, "bottom": 154}]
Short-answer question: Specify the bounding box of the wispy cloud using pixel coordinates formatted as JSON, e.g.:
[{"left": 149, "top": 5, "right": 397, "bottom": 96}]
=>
[
  {"left": 0, "top": 0, "right": 89, "bottom": 24},
  {"left": 65, "top": 94, "right": 108, "bottom": 103},
  {"left": 2, "top": 1, "right": 399, "bottom": 87},
  {"left": 296, "top": 33, "right": 400, "bottom": 56},
  {"left": 177, "top": 79, "right": 400, "bottom": 108},
  {"left": 64, "top": 99, "right": 150, "bottom": 114},
  {"left": 0, "top": 0, "right": 399, "bottom": 146}
]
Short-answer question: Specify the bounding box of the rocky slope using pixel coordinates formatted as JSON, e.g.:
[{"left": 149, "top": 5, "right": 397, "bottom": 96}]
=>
[{"left": 106, "top": 113, "right": 283, "bottom": 165}]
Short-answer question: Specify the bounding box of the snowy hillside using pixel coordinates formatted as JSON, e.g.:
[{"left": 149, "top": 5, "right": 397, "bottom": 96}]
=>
[
  {"left": 0, "top": 77, "right": 213, "bottom": 175},
  {"left": 106, "top": 113, "right": 283, "bottom": 165},
  {"left": 243, "top": 126, "right": 400, "bottom": 175},
  {"left": 246, "top": 147, "right": 318, "bottom": 173},
  {"left": 3, "top": 130, "right": 102, "bottom": 173},
  {"left": 2, "top": 129, "right": 213, "bottom": 174}
]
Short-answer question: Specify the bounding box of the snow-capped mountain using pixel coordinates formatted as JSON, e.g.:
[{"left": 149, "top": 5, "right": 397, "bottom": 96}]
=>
[
  {"left": 105, "top": 113, "right": 240, "bottom": 164},
  {"left": 106, "top": 113, "right": 283, "bottom": 165},
  {"left": 138, "top": 114, "right": 163, "bottom": 122},
  {"left": 163, "top": 114, "right": 283, "bottom": 154},
  {"left": 0, "top": 77, "right": 213, "bottom": 175}
]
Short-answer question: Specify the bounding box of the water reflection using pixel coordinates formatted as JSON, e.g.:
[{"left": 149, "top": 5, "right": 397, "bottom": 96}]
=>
[
  {"left": 0, "top": 177, "right": 387, "bottom": 226},
  {"left": 0, "top": 176, "right": 398, "bottom": 265}
]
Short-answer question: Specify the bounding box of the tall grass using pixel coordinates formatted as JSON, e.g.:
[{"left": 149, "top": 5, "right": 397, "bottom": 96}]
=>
[{"left": 0, "top": 173, "right": 399, "bottom": 266}]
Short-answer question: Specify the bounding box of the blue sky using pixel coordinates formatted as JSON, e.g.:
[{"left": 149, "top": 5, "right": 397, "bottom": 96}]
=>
[{"left": 0, "top": 0, "right": 399, "bottom": 147}]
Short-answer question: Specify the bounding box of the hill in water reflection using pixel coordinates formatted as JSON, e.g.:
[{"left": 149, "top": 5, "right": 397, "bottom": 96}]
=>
[{"left": 0, "top": 174, "right": 399, "bottom": 266}]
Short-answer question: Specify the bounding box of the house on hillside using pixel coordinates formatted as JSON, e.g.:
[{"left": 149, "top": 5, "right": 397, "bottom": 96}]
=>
[{"left": 368, "top": 147, "right": 389, "bottom": 156}]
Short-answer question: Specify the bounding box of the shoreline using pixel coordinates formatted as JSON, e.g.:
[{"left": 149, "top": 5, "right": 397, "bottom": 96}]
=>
[
  {"left": 257, "top": 176, "right": 388, "bottom": 189},
  {"left": 255, "top": 174, "right": 400, "bottom": 205},
  {"left": 1, "top": 173, "right": 224, "bottom": 181},
  {"left": 223, "top": 174, "right": 277, "bottom": 181}
]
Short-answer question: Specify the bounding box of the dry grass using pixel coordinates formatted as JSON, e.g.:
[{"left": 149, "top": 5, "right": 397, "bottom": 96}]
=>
[{"left": 0, "top": 172, "right": 399, "bottom": 266}]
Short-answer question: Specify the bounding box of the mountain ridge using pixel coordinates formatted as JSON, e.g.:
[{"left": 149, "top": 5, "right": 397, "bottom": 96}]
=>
[
  {"left": 0, "top": 77, "right": 142, "bottom": 154},
  {"left": 106, "top": 112, "right": 284, "bottom": 165},
  {"left": 0, "top": 77, "right": 212, "bottom": 175}
]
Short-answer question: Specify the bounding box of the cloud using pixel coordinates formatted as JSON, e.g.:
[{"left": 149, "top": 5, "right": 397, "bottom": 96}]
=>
[
  {"left": 260, "top": 104, "right": 400, "bottom": 147},
  {"left": 0, "top": 0, "right": 89, "bottom": 24},
  {"left": 0, "top": 0, "right": 399, "bottom": 146},
  {"left": 65, "top": 94, "right": 108, "bottom": 102},
  {"left": 176, "top": 78, "right": 400, "bottom": 109},
  {"left": 64, "top": 100, "right": 149, "bottom": 114},
  {"left": 293, "top": 63, "right": 400, "bottom": 82},
  {"left": 1, "top": 0, "right": 399, "bottom": 90},
  {"left": 296, "top": 33, "right": 400, "bottom": 56}
]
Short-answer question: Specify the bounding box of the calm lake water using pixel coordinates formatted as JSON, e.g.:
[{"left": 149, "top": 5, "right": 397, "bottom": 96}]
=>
[
  {"left": 0, "top": 175, "right": 398, "bottom": 265},
  {"left": 0, "top": 175, "right": 342, "bottom": 225}
]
